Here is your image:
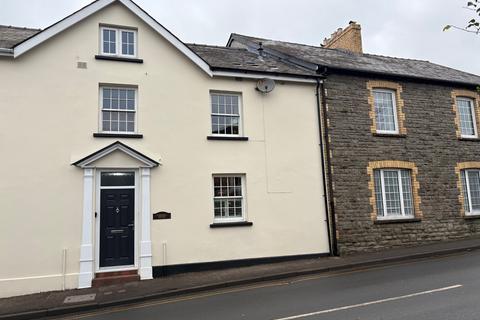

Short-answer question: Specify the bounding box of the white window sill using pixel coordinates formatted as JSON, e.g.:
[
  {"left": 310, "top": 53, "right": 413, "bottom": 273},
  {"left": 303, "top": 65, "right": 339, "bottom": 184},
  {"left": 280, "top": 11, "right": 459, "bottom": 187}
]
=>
[
  {"left": 459, "top": 135, "right": 479, "bottom": 141},
  {"left": 464, "top": 213, "right": 480, "bottom": 220},
  {"left": 373, "top": 132, "right": 406, "bottom": 138}
]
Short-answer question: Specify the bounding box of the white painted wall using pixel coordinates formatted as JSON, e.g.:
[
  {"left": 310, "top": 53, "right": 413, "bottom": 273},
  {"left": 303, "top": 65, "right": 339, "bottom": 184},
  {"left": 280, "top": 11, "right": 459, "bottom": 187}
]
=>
[{"left": 0, "top": 2, "right": 329, "bottom": 298}]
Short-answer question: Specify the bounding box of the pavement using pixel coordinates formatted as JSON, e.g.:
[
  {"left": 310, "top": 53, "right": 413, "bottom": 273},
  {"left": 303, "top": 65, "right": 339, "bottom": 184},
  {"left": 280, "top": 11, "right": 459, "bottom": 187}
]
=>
[{"left": 2, "top": 238, "right": 480, "bottom": 320}]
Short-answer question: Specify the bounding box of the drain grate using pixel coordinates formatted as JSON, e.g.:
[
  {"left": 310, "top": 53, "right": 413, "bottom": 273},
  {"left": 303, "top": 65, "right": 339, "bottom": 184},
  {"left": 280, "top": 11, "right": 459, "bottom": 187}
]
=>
[{"left": 64, "top": 293, "right": 96, "bottom": 304}]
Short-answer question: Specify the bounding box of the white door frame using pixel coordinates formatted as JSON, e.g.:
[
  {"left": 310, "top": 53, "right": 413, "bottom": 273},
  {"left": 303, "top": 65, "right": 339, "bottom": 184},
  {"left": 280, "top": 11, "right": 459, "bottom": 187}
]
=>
[
  {"left": 75, "top": 142, "right": 157, "bottom": 288},
  {"left": 78, "top": 166, "right": 153, "bottom": 288},
  {"left": 95, "top": 169, "right": 139, "bottom": 273}
]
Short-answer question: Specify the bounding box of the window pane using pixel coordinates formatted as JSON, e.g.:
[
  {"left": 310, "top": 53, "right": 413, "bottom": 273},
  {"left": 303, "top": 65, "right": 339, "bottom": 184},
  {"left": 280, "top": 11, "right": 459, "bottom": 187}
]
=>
[
  {"left": 102, "top": 29, "right": 116, "bottom": 54},
  {"left": 458, "top": 99, "right": 476, "bottom": 136},
  {"left": 400, "top": 170, "right": 414, "bottom": 216},
  {"left": 101, "top": 172, "right": 135, "bottom": 186},
  {"left": 383, "top": 170, "right": 402, "bottom": 216},
  {"left": 102, "top": 120, "right": 110, "bottom": 131},
  {"left": 468, "top": 170, "right": 480, "bottom": 211},
  {"left": 461, "top": 170, "right": 470, "bottom": 213},
  {"left": 374, "top": 170, "right": 384, "bottom": 217},
  {"left": 103, "top": 98, "right": 110, "bottom": 109},
  {"left": 374, "top": 91, "right": 396, "bottom": 132},
  {"left": 121, "top": 31, "right": 135, "bottom": 56},
  {"left": 103, "top": 43, "right": 109, "bottom": 54}
]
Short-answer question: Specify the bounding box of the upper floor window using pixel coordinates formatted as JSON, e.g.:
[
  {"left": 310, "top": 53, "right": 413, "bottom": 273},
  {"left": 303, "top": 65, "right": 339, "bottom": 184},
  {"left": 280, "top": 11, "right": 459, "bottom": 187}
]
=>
[
  {"left": 213, "top": 175, "right": 245, "bottom": 223},
  {"left": 461, "top": 169, "right": 480, "bottom": 215},
  {"left": 100, "top": 86, "right": 136, "bottom": 133},
  {"left": 373, "top": 89, "right": 398, "bottom": 134},
  {"left": 457, "top": 97, "right": 477, "bottom": 138},
  {"left": 211, "top": 93, "right": 242, "bottom": 136},
  {"left": 100, "top": 26, "right": 137, "bottom": 57},
  {"left": 374, "top": 168, "right": 414, "bottom": 219}
]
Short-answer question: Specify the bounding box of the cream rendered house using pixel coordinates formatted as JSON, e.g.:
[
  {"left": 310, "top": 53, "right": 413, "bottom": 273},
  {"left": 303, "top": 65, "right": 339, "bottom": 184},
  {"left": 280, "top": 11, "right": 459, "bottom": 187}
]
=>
[{"left": 0, "top": 0, "right": 330, "bottom": 297}]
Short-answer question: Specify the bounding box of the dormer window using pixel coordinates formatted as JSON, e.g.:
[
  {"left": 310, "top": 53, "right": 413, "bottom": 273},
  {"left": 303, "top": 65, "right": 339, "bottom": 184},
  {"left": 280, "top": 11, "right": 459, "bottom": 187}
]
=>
[{"left": 100, "top": 26, "right": 137, "bottom": 57}]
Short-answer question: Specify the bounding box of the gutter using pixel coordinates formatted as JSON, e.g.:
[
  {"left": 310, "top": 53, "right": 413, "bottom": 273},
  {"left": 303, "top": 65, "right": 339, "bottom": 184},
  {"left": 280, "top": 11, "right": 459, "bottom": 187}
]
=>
[
  {"left": 0, "top": 48, "right": 13, "bottom": 56},
  {"left": 315, "top": 72, "right": 338, "bottom": 256}
]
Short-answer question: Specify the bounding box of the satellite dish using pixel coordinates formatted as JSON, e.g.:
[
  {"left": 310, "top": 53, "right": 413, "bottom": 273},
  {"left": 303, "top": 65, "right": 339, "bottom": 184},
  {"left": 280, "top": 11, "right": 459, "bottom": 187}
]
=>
[{"left": 256, "top": 78, "right": 276, "bottom": 93}]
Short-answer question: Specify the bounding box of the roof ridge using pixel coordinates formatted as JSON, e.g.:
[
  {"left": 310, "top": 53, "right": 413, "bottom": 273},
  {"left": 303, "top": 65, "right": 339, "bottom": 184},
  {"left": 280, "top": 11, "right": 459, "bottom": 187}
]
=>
[
  {"left": 423, "top": 60, "right": 480, "bottom": 78},
  {"left": 361, "top": 52, "right": 428, "bottom": 63},
  {"left": 187, "top": 43, "right": 248, "bottom": 51},
  {"left": 233, "top": 33, "right": 431, "bottom": 63},
  {"left": 232, "top": 33, "right": 323, "bottom": 49},
  {"left": 0, "top": 24, "right": 41, "bottom": 31}
]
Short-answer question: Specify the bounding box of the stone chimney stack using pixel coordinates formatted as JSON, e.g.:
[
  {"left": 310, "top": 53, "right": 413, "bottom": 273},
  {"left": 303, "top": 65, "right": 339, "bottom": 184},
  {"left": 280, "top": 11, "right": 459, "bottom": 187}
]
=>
[{"left": 322, "top": 21, "right": 363, "bottom": 54}]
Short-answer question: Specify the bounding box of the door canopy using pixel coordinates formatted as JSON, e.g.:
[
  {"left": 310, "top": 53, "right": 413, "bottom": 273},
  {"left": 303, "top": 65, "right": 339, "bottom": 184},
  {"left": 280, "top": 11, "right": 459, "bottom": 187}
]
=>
[{"left": 72, "top": 141, "right": 160, "bottom": 168}]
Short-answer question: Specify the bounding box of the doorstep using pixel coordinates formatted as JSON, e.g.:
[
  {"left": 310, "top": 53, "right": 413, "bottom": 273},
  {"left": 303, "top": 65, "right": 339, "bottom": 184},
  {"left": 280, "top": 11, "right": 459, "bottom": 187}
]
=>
[
  {"left": 2, "top": 237, "right": 480, "bottom": 320},
  {"left": 92, "top": 270, "right": 140, "bottom": 287}
]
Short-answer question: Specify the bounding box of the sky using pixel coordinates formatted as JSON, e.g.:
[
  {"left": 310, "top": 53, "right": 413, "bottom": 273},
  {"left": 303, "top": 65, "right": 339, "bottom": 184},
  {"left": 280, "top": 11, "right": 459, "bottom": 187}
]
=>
[{"left": 1, "top": 0, "right": 479, "bottom": 75}]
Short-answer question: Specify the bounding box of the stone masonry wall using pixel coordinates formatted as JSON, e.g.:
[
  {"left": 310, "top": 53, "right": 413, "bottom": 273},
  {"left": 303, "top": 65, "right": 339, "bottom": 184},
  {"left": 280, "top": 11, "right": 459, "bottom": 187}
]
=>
[{"left": 325, "top": 74, "right": 480, "bottom": 255}]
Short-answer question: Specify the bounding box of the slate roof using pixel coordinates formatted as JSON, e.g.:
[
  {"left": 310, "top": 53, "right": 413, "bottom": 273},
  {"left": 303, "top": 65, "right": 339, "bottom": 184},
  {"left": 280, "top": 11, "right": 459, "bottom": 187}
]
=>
[
  {"left": 229, "top": 33, "right": 480, "bottom": 86},
  {"left": 187, "top": 44, "right": 317, "bottom": 77},
  {"left": 1, "top": 22, "right": 479, "bottom": 86},
  {"left": 0, "top": 25, "right": 40, "bottom": 49}
]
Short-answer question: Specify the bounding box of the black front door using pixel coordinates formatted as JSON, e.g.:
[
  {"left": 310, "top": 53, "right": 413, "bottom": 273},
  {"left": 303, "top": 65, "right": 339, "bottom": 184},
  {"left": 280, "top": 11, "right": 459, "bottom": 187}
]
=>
[{"left": 100, "top": 189, "right": 135, "bottom": 268}]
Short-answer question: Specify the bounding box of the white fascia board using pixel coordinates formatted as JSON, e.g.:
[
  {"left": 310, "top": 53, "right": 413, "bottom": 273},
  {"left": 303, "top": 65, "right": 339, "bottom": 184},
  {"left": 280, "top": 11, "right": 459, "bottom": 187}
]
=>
[
  {"left": 212, "top": 71, "right": 317, "bottom": 84},
  {"left": 119, "top": 0, "right": 212, "bottom": 77},
  {"left": 14, "top": 0, "right": 116, "bottom": 58}
]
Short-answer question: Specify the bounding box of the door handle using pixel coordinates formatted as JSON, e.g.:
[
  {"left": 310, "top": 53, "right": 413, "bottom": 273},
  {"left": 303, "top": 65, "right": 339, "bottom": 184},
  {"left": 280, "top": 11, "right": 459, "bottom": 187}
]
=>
[
  {"left": 128, "top": 224, "right": 134, "bottom": 227},
  {"left": 110, "top": 229, "right": 124, "bottom": 234}
]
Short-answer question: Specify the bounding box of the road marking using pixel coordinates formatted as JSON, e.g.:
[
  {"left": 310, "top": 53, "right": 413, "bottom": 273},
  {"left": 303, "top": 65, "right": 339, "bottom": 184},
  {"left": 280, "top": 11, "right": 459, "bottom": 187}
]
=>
[
  {"left": 57, "top": 281, "right": 291, "bottom": 320},
  {"left": 272, "top": 284, "right": 463, "bottom": 320}
]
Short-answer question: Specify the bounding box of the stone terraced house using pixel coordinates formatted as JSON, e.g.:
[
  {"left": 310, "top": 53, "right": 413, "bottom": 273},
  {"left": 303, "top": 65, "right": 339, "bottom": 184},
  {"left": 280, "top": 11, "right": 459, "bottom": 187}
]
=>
[{"left": 1, "top": 0, "right": 480, "bottom": 298}]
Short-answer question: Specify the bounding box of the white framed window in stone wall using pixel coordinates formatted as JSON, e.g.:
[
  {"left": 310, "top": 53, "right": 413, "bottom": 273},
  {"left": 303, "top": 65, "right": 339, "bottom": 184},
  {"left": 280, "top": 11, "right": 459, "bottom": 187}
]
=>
[
  {"left": 210, "top": 92, "right": 243, "bottom": 136},
  {"left": 100, "top": 26, "right": 137, "bottom": 57},
  {"left": 457, "top": 97, "right": 478, "bottom": 138},
  {"left": 100, "top": 86, "right": 137, "bottom": 134},
  {"left": 374, "top": 168, "right": 414, "bottom": 219},
  {"left": 461, "top": 169, "right": 480, "bottom": 216},
  {"left": 212, "top": 175, "right": 246, "bottom": 223},
  {"left": 372, "top": 89, "right": 399, "bottom": 134}
]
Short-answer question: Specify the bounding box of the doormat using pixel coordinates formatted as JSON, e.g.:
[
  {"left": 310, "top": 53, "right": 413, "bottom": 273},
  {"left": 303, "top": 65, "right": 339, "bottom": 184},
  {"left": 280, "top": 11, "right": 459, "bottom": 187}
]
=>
[{"left": 64, "top": 293, "right": 96, "bottom": 304}]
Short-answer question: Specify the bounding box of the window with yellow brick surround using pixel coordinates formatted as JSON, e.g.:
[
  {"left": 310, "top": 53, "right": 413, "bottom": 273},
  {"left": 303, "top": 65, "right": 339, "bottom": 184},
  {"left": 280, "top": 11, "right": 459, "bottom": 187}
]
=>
[
  {"left": 451, "top": 90, "right": 480, "bottom": 139},
  {"left": 455, "top": 162, "right": 480, "bottom": 216},
  {"left": 367, "top": 81, "right": 407, "bottom": 135},
  {"left": 367, "top": 160, "right": 422, "bottom": 221}
]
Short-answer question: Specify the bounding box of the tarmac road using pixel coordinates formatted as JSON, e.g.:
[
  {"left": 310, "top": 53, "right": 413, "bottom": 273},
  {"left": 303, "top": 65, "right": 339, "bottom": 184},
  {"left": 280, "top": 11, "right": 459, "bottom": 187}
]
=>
[{"left": 55, "top": 250, "right": 480, "bottom": 320}]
